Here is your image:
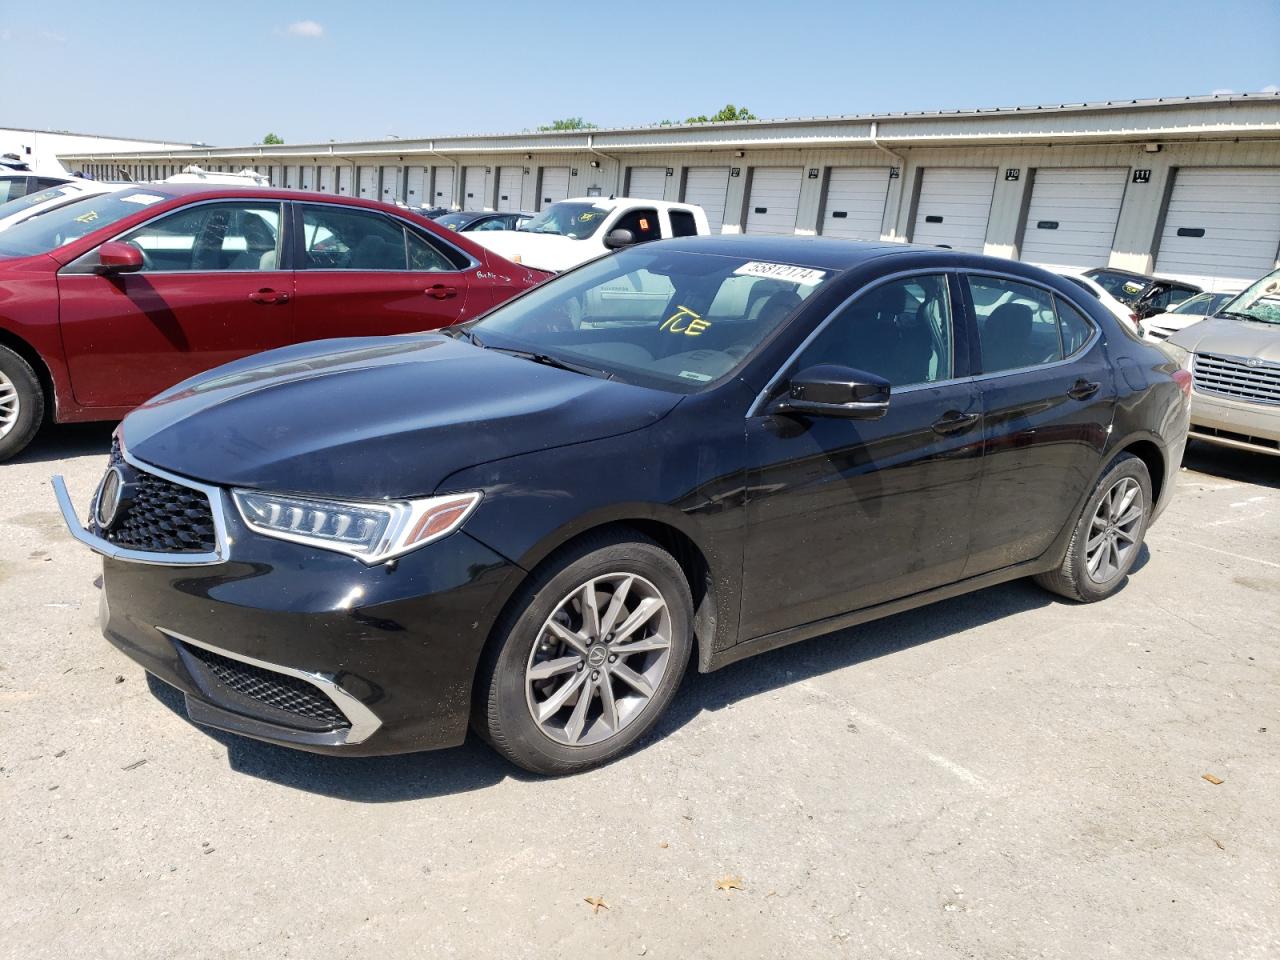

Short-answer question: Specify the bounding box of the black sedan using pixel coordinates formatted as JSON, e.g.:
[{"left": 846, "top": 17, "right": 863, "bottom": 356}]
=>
[
  {"left": 56, "top": 237, "right": 1191, "bottom": 774},
  {"left": 433, "top": 210, "right": 534, "bottom": 233}
]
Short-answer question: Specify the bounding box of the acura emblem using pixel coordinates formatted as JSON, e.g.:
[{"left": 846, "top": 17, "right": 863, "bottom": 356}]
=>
[{"left": 95, "top": 466, "right": 125, "bottom": 528}]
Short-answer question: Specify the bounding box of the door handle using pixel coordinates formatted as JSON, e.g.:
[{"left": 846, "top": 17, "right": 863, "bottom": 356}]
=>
[
  {"left": 248, "top": 288, "right": 289, "bottom": 305},
  {"left": 1067, "top": 379, "right": 1100, "bottom": 401},
  {"left": 931, "top": 411, "right": 980, "bottom": 435},
  {"left": 426, "top": 283, "right": 458, "bottom": 300}
]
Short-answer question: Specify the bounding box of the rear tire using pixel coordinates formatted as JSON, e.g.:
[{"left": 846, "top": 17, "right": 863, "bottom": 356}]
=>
[
  {"left": 473, "top": 531, "right": 693, "bottom": 775},
  {"left": 0, "top": 345, "right": 44, "bottom": 463},
  {"left": 1035, "top": 452, "right": 1151, "bottom": 602}
]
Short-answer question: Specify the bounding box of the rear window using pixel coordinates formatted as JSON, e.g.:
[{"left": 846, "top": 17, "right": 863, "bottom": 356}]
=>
[
  {"left": 669, "top": 209, "right": 699, "bottom": 237},
  {"left": 1086, "top": 270, "right": 1150, "bottom": 305},
  {"left": 0, "top": 189, "right": 172, "bottom": 258}
]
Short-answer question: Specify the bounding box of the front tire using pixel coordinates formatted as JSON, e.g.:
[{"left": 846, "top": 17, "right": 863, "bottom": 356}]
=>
[
  {"left": 1035, "top": 452, "right": 1152, "bottom": 602},
  {"left": 474, "top": 532, "right": 693, "bottom": 775},
  {"left": 0, "top": 345, "right": 45, "bottom": 463}
]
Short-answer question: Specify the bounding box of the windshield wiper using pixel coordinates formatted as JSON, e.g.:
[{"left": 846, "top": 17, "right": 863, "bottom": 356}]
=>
[
  {"left": 486, "top": 346, "right": 611, "bottom": 379},
  {"left": 1218, "top": 309, "right": 1273, "bottom": 324}
]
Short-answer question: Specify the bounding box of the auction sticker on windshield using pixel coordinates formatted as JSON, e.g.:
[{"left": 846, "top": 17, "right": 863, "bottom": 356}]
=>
[
  {"left": 120, "top": 193, "right": 166, "bottom": 206},
  {"left": 733, "top": 262, "right": 826, "bottom": 286}
]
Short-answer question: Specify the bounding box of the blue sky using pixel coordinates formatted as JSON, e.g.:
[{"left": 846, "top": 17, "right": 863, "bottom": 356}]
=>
[{"left": 2, "top": 0, "right": 1277, "bottom": 146}]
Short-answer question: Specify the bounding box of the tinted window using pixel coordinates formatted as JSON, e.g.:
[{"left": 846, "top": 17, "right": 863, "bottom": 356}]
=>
[
  {"left": 471, "top": 217, "right": 510, "bottom": 231},
  {"left": 612, "top": 208, "right": 661, "bottom": 244},
  {"left": 1148, "top": 285, "right": 1198, "bottom": 311},
  {"left": 119, "top": 202, "right": 282, "bottom": 272},
  {"left": 795, "top": 274, "right": 953, "bottom": 387},
  {"left": 1087, "top": 270, "right": 1150, "bottom": 305},
  {"left": 968, "top": 276, "right": 1096, "bottom": 372},
  {"left": 470, "top": 248, "right": 832, "bottom": 391},
  {"left": 0, "top": 177, "right": 32, "bottom": 203},
  {"left": 669, "top": 209, "right": 699, "bottom": 238},
  {"left": 302, "top": 205, "right": 406, "bottom": 270},
  {"left": 406, "top": 229, "right": 457, "bottom": 272}
]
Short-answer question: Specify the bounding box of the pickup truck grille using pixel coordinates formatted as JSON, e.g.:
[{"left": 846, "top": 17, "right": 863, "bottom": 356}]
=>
[{"left": 1192, "top": 352, "right": 1280, "bottom": 406}]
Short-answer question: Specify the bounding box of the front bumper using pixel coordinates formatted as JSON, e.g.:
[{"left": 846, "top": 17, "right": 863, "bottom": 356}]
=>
[
  {"left": 1188, "top": 390, "right": 1280, "bottom": 456},
  {"left": 55, "top": 474, "right": 520, "bottom": 756}
]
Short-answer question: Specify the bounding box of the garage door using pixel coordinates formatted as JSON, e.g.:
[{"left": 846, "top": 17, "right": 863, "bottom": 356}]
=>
[
  {"left": 627, "top": 166, "right": 666, "bottom": 199},
  {"left": 337, "top": 166, "right": 353, "bottom": 195},
  {"left": 405, "top": 166, "right": 427, "bottom": 205},
  {"left": 683, "top": 167, "right": 730, "bottom": 232},
  {"left": 497, "top": 167, "right": 524, "bottom": 211},
  {"left": 300, "top": 166, "right": 315, "bottom": 191},
  {"left": 284, "top": 165, "right": 301, "bottom": 189},
  {"left": 357, "top": 165, "right": 378, "bottom": 198},
  {"left": 1019, "top": 167, "right": 1127, "bottom": 272},
  {"left": 1155, "top": 167, "right": 1280, "bottom": 291},
  {"left": 380, "top": 167, "right": 402, "bottom": 203},
  {"left": 745, "top": 167, "right": 803, "bottom": 235},
  {"left": 317, "top": 165, "right": 336, "bottom": 193},
  {"left": 539, "top": 166, "right": 570, "bottom": 208},
  {"left": 911, "top": 168, "right": 996, "bottom": 254},
  {"left": 463, "top": 166, "right": 487, "bottom": 209},
  {"left": 820, "top": 167, "right": 890, "bottom": 240},
  {"left": 433, "top": 167, "right": 455, "bottom": 207},
  {"left": 270, "top": 165, "right": 283, "bottom": 187}
]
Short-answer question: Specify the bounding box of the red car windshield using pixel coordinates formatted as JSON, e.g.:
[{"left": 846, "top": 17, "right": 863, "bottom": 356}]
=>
[{"left": 0, "top": 188, "right": 173, "bottom": 259}]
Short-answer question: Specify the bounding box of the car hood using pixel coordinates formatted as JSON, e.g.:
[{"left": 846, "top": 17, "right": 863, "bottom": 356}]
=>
[
  {"left": 465, "top": 230, "right": 598, "bottom": 272},
  {"left": 1166, "top": 315, "right": 1280, "bottom": 362},
  {"left": 122, "top": 335, "right": 680, "bottom": 499}
]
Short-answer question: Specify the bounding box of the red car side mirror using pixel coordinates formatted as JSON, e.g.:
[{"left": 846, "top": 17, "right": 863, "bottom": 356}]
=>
[{"left": 98, "top": 241, "right": 144, "bottom": 274}]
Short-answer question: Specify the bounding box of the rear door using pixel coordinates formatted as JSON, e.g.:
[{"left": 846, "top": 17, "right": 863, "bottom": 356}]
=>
[
  {"left": 57, "top": 199, "right": 295, "bottom": 408},
  {"left": 740, "top": 272, "right": 983, "bottom": 639},
  {"left": 290, "top": 201, "right": 473, "bottom": 339},
  {"left": 960, "top": 273, "right": 1116, "bottom": 576}
]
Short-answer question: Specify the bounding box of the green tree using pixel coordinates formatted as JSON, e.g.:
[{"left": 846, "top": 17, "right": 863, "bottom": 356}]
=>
[
  {"left": 537, "top": 117, "right": 598, "bottom": 131},
  {"left": 261, "top": 132, "right": 284, "bottom": 145},
  {"left": 684, "top": 104, "right": 757, "bottom": 124}
]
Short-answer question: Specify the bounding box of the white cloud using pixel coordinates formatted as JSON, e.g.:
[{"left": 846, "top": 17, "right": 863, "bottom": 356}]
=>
[
  {"left": 1261, "top": 84, "right": 1280, "bottom": 94},
  {"left": 1211, "top": 87, "right": 1235, "bottom": 95},
  {"left": 286, "top": 20, "right": 324, "bottom": 38}
]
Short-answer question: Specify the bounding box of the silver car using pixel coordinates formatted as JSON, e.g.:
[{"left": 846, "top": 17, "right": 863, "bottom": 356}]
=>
[{"left": 1165, "top": 269, "right": 1280, "bottom": 456}]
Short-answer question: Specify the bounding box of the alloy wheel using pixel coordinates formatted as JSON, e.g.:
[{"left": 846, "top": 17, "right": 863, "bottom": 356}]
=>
[
  {"left": 1085, "top": 476, "right": 1144, "bottom": 584},
  {"left": 525, "top": 572, "right": 673, "bottom": 747},
  {"left": 0, "top": 370, "right": 19, "bottom": 439}
]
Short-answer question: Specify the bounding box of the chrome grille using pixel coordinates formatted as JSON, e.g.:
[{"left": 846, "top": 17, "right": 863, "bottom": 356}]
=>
[{"left": 1192, "top": 353, "right": 1280, "bottom": 406}]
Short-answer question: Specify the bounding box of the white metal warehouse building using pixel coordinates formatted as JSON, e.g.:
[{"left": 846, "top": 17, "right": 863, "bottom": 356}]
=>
[{"left": 62, "top": 93, "right": 1280, "bottom": 291}]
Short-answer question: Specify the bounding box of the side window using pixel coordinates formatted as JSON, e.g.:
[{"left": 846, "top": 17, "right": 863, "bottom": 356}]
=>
[
  {"left": 119, "top": 202, "right": 282, "bottom": 272},
  {"left": 35, "top": 178, "right": 68, "bottom": 191},
  {"left": 405, "top": 228, "right": 457, "bottom": 272},
  {"left": 301, "top": 205, "right": 406, "bottom": 270},
  {"left": 1055, "top": 296, "right": 1094, "bottom": 356},
  {"left": 795, "top": 274, "right": 954, "bottom": 388},
  {"left": 612, "top": 208, "right": 661, "bottom": 244},
  {"left": 669, "top": 210, "right": 699, "bottom": 238},
  {"left": 967, "top": 276, "right": 1062, "bottom": 374},
  {"left": 472, "top": 217, "right": 508, "bottom": 231}
]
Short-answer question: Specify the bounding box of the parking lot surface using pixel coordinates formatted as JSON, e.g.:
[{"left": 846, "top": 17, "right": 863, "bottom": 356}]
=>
[{"left": 1, "top": 424, "right": 1277, "bottom": 960}]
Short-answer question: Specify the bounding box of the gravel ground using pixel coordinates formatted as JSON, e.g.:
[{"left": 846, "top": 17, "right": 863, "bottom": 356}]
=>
[{"left": 1, "top": 423, "right": 1277, "bottom": 960}]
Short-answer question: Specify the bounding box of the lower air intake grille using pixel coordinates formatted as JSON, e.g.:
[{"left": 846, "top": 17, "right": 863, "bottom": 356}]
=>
[{"left": 179, "top": 642, "right": 350, "bottom": 730}]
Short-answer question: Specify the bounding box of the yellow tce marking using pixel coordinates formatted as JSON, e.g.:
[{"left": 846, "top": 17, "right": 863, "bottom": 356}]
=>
[{"left": 660, "top": 305, "right": 710, "bottom": 336}]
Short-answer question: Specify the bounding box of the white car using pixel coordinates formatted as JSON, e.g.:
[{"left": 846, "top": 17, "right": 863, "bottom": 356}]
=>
[
  {"left": 467, "top": 197, "right": 711, "bottom": 272},
  {"left": 161, "top": 165, "right": 270, "bottom": 187},
  {"left": 1139, "top": 290, "right": 1241, "bottom": 342},
  {"left": 0, "top": 179, "right": 125, "bottom": 233},
  {"left": 1055, "top": 271, "right": 1138, "bottom": 330}
]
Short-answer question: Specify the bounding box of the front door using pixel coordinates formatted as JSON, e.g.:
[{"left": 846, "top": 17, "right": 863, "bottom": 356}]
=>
[
  {"left": 959, "top": 273, "right": 1117, "bottom": 575},
  {"left": 58, "top": 199, "right": 294, "bottom": 408},
  {"left": 739, "top": 272, "right": 984, "bottom": 641},
  {"left": 291, "top": 202, "right": 471, "bottom": 338}
]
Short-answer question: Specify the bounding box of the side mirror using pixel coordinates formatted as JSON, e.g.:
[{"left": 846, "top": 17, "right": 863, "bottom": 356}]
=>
[
  {"left": 771, "top": 364, "right": 890, "bottom": 420},
  {"left": 603, "top": 228, "right": 636, "bottom": 250},
  {"left": 97, "top": 241, "right": 144, "bottom": 274}
]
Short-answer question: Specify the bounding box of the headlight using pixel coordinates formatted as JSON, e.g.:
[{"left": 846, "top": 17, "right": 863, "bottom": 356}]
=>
[
  {"left": 232, "top": 489, "right": 481, "bottom": 564},
  {"left": 1160, "top": 341, "right": 1193, "bottom": 370}
]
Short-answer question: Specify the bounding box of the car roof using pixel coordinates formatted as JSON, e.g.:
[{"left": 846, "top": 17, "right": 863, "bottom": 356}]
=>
[
  {"left": 561, "top": 196, "right": 702, "bottom": 212},
  {"left": 653, "top": 234, "right": 942, "bottom": 270},
  {"left": 102, "top": 182, "right": 444, "bottom": 213}
]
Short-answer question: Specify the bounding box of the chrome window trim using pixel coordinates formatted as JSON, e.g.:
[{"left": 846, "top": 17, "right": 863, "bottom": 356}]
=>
[
  {"left": 747, "top": 267, "right": 962, "bottom": 418},
  {"left": 53, "top": 439, "right": 230, "bottom": 566},
  {"left": 157, "top": 628, "right": 382, "bottom": 745}
]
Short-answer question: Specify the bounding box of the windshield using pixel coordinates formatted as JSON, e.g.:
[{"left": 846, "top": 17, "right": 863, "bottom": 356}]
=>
[
  {"left": 1086, "top": 270, "right": 1150, "bottom": 305},
  {"left": 433, "top": 213, "right": 472, "bottom": 231},
  {"left": 1169, "top": 292, "right": 1220, "bottom": 315},
  {"left": 517, "top": 201, "right": 610, "bottom": 239},
  {"left": 1218, "top": 270, "right": 1280, "bottom": 325},
  {"left": 465, "top": 247, "right": 833, "bottom": 391},
  {"left": 0, "top": 184, "right": 86, "bottom": 219},
  {"left": 0, "top": 188, "right": 171, "bottom": 258}
]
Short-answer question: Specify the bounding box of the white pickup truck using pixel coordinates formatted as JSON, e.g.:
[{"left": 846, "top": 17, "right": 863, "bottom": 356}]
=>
[{"left": 466, "top": 196, "right": 711, "bottom": 272}]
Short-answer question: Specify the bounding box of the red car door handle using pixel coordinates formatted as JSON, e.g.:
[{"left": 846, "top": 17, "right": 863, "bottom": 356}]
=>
[
  {"left": 931, "top": 411, "right": 980, "bottom": 435},
  {"left": 248, "top": 288, "right": 289, "bottom": 305},
  {"left": 426, "top": 283, "right": 458, "bottom": 300}
]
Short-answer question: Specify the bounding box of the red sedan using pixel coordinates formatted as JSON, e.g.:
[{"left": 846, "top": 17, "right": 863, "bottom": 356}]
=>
[{"left": 0, "top": 185, "right": 549, "bottom": 460}]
